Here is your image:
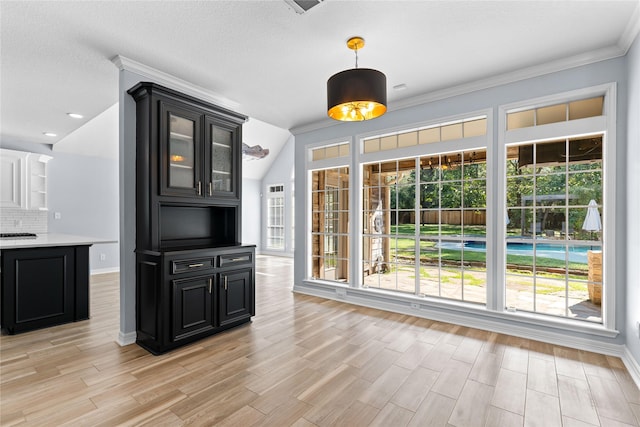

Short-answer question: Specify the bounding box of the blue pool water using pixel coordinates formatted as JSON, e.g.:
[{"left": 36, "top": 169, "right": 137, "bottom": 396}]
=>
[{"left": 437, "top": 241, "right": 591, "bottom": 263}]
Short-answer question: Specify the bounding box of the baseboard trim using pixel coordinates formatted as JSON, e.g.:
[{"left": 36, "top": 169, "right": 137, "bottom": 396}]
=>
[
  {"left": 622, "top": 346, "right": 640, "bottom": 390},
  {"left": 293, "top": 282, "right": 626, "bottom": 361},
  {"left": 117, "top": 331, "right": 136, "bottom": 347},
  {"left": 91, "top": 267, "right": 120, "bottom": 275}
]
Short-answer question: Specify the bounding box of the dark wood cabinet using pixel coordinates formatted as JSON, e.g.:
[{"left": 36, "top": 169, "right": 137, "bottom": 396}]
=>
[
  {"left": 136, "top": 246, "right": 255, "bottom": 354},
  {"left": 159, "top": 100, "right": 241, "bottom": 200},
  {"left": 128, "top": 82, "right": 255, "bottom": 354},
  {"left": 1, "top": 245, "right": 90, "bottom": 334},
  {"left": 219, "top": 268, "right": 253, "bottom": 327},
  {"left": 171, "top": 274, "right": 215, "bottom": 341}
]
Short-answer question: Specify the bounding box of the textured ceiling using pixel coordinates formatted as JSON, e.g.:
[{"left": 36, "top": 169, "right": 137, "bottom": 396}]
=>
[{"left": 1, "top": 0, "right": 639, "bottom": 152}]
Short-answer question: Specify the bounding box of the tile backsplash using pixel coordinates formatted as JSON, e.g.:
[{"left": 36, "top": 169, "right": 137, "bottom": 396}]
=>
[{"left": 0, "top": 208, "right": 48, "bottom": 234}]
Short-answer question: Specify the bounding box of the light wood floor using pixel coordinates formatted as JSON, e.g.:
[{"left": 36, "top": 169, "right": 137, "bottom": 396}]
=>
[{"left": 1, "top": 255, "right": 639, "bottom": 426}]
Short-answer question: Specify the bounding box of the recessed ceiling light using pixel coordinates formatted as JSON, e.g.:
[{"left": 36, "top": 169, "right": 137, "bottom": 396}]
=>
[
  {"left": 67, "top": 113, "right": 83, "bottom": 119},
  {"left": 43, "top": 132, "right": 57, "bottom": 137}
]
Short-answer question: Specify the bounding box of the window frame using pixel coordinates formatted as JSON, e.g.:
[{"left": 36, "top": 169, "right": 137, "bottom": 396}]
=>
[
  {"left": 305, "top": 138, "right": 353, "bottom": 284},
  {"left": 497, "top": 83, "right": 617, "bottom": 332},
  {"left": 355, "top": 109, "right": 494, "bottom": 304},
  {"left": 301, "top": 85, "right": 617, "bottom": 338},
  {"left": 266, "top": 183, "right": 285, "bottom": 250}
]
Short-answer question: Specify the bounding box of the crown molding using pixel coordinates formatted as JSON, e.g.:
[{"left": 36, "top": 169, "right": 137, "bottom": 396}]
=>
[
  {"left": 392, "top": 45, "right": 626, "bottom": 113},
  {"left": 111, "top": 55, "right": 240, "bottom": 111},
  {"left": 618, "top": 1, "right": 640, "bottom": 52},
  {"left": 290, "top": 43, "right": 628, "bottom": 136}
]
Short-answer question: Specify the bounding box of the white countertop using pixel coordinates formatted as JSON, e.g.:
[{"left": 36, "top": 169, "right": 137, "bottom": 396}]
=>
[{"left": 0, "top": 233, "right": 117, "bottom": 249}]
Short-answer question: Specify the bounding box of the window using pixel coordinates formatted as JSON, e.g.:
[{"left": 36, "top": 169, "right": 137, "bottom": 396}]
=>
[
  {"left": 500, "top": 86, "right": 614, "bottom": 328},
  {"left": 266, "top": 184, "right": 285, "bottom": 250},
  {"left": 505, "top": 136, "right": 603, "bottom": 322},
  {"left": 302, "top": 84, "right": 614, "bottom": 334},
  {"left": 362, "top": 149, "right": 487, "bottom": 303},
  {"left": 310, "top": 167, "right": 349, "bottom": 282},
  {"left": 506, "top": 96, "right": 603, "bottom": 130},
  {"left": 311, "top": 142, "right": 350, "bottom": 161},
  {"left": 291, "top": 176, "right": 295, "bottom": 251},
  {"left": 363, "top": 117, "right": 486, "bottom": 153}
]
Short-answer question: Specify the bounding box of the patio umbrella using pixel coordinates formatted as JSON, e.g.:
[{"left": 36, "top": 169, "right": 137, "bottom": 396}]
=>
[{"left": 582, "top": 199, "right": 602, "bottom": 240}]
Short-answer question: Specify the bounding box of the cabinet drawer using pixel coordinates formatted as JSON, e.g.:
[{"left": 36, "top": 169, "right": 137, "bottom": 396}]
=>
[
  {"left": 171, "top": 257, "right": 214, "bottom": 274},
  {"left": 218, "top": 252, "right": 253, "bottom": 268}
]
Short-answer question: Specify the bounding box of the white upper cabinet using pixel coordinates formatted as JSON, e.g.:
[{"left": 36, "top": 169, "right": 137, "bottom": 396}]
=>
[{"left": 0, "top": 149, "right": 52, "bottom": 210}]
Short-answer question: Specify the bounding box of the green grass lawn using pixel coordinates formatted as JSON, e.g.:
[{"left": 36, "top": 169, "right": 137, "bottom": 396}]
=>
[{"left": 387, "top": 224, "right": 588, "bottom": 278}]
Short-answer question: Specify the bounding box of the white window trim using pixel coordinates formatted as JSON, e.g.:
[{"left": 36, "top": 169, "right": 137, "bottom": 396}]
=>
[
  {"left": 300, "top": 98, "right": 619, "bottom": 339},
  {"left": 305, "top": 138, "right": 354, "bottom": 283},
  {"left": 266, "top": 183, "right": 285, "bottom": 251},
  {"left": 497, "top": 82, "right": 617, "bottom": 331},
  {"left": 354, "top": 109, "right": 494, "bottom": 299}
]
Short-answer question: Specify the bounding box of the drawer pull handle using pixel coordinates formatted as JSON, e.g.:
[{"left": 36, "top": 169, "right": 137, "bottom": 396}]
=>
[
  {"left": 224, "top": 276, "right": 228, "bottom": 291},
  {"left": 227, "top": 257, "right": 247, "bottom": 262},
  {"left": 209, "top": 182, "right": 213, "bottom": 196},
  {"left": 188, "top": 263, "right": 204, "bottom": 268},
  {"left": 208, "top": 278, "right": 212, "bottom": 294}
]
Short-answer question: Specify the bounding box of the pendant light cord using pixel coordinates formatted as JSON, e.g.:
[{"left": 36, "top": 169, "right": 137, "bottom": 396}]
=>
[{"left": 354, "top": 47, "right": 359, "bottom": 69}]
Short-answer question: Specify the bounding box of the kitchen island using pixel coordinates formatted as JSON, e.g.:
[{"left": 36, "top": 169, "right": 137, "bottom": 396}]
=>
[{"left": 0, "top": 233, "right": 115, "bottom": 334}]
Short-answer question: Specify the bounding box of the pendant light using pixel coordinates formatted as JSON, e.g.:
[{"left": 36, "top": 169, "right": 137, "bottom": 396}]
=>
[{"left": 327, "top": 36, "right": 387, "bottom": 121}]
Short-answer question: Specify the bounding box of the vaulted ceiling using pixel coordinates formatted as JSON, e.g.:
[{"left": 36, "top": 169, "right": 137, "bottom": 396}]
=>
[{"left": 1, "top": 1, "right": 638, "bottom": 176}]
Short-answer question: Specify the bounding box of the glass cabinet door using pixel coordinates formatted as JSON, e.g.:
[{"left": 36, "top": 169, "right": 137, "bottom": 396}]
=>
[
  {"left": 160, "top": 103, "right": 202, "bottom": 197},
  {"left": 207, "top": 118, "right": 238, "bottom": 198},
  {"left": 169, "top": 114, "right": 196, "bottom": 188}
]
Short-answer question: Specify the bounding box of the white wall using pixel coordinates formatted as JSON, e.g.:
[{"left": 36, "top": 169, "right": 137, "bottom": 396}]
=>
[
  {"left": 118, "top": 69, "right": 145, "bottom": 344},
  {"left": 261, "top": 135, "right": 295, "bottom": 256},
  {"left": 625, "top": 34, "right": 640, "bottom": 365},
  {"left": 242, "top": 177, "right": 261, "bottom": 249},
  {"left": 294, "top": 56, "right": 631, "bottom": 355},
  {"left": 0, "top": 140, "right": 119, "bottom": 274}
]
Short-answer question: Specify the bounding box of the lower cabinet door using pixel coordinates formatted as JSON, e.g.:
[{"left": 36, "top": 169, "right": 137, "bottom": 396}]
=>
[
  {"left": 171, "top": 275, "right": 215, "bottom": 341},
  {"left": 1, "top": 247, "right": 75, "bottom": 334},
  {"left": 219, "top": 269, "right": 252, "bottom": 327}
]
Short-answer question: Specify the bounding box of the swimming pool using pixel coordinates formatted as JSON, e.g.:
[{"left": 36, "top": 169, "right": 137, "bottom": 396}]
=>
[{"left": 437, "top": 241, "right": 591, "bottom": 263}]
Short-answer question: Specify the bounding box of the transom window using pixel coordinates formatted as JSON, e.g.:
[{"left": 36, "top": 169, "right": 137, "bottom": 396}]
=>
[
  {"left": 363, "top": 117, "right": 487, "bottom": 153},
  {"left": 507, "top": 96, "right": 603, "bottom": 130},
  {"left": 311, "top": 142, "right": 350, "bottom": 161}
]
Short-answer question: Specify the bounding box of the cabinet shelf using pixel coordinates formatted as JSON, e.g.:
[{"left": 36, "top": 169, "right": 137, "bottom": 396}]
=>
[
  {"left": 0, "top": 149, "right": 51, "bottom": 210},
  {"left": 211, "top": 142, "right": 231, "bottom": 148},
  {"left": 170, "top": 131, "right": 194, "bottom": 141},
  {"left": 170, "top": 163, "right": 193, "bottom": 170}
]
